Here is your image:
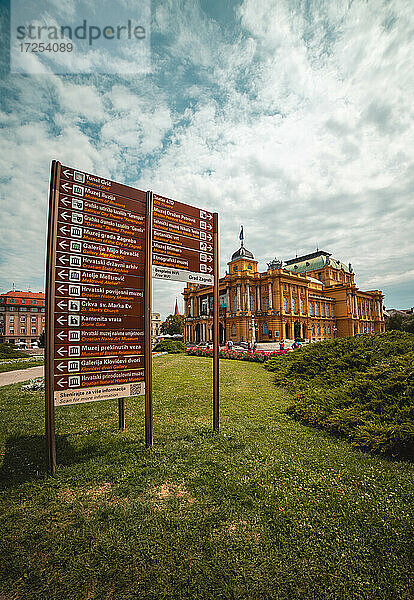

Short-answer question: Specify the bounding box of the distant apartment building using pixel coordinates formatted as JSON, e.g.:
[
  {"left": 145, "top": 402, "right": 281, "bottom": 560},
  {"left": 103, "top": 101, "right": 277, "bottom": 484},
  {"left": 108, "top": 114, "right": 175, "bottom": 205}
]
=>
[{"left": 0, "top": 291, "right": 45, "bottom": 346}]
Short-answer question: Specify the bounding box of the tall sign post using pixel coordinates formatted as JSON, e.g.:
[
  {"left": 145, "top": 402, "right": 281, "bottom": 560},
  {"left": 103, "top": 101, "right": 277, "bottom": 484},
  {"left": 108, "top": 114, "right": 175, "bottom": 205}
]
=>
[
  {"left": 45, "top": 161, "right": 149, "bottom": 473},
  {"left": 45, "top": 160, "right": 59, "bottom": 474},
  {"left": 144, "top": 191, "right": 153, "bottom": 448},
  {"left": 212, "top": 213, "right": 219, "bottom": 432}
]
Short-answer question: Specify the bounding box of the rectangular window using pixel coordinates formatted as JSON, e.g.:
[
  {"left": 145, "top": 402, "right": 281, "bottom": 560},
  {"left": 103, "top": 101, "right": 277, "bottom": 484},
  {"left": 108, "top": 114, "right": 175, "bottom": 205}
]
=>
[
  {"left": 21, "top": 299, "right": 25, "bottom": 304},
  {"left": 263, "top": 323, "right": 268, "bottom": 334},
  {"left": 300, "top": 298, "right": 304, "bottom": 313},
  {"left": 20, "top": 316, "right": 25, "bottom": 323},
  {"left": 10, "top": 328, "right": 14, "bottom": 334},
  {"left": 283, "top": 297, "right": 288, "bottom": 311},
  {"left": 31, "top": 328, "right": 36, "bottom": 334},
  {"left": 10, "top": 316, "right": 14, "bottom": 322},
  {"left": 315, "top": 304, "right": 319, "bottom": 316},
  {"left": 31, "top": 316, "right": 36, "bottom": 322},
  {"left": 21, "top": 328, "right": 25, "bottom": 334},
  {"left": 32, "top": 300, "right": 36, "bottom": 305},
  {"left": 30, "top": 308, "right": 37, "bottom": 312},
  {"left": 309, "top": 303, "right": 314, "bottom": 316},
  {"left": 264, "top": 298, "right": 269, "bottom": 312}
]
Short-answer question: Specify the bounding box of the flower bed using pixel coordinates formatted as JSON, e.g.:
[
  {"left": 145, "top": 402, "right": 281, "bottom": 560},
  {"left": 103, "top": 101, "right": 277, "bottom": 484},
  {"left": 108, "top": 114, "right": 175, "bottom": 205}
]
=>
[{"left": 186, "top": 347, "right": 289, "bottom": 363}]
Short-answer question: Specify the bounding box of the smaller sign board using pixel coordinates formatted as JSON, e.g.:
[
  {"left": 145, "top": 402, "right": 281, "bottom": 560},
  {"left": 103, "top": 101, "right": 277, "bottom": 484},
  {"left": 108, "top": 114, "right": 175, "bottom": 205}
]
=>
[{"left": 152, "top": 193, "right": 216, "bottom": 283}]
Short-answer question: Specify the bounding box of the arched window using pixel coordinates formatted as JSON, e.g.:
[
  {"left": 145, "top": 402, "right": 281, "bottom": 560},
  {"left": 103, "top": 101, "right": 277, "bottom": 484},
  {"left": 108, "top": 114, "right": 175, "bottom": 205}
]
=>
[
  {"left": 300, "top": 298, "right": 304, "bottom": 313},
  {"left": 234, "top": 295, "right": 238, "bottom": 311},
  {"left": 283, "top": 297, "right": 288, "bottom": 311},
  {"left": 292, "top": 298, "right": 297, "bottom": 313},
  {"left": 264, "top": 298, "right": 269, "bottom": 312}
]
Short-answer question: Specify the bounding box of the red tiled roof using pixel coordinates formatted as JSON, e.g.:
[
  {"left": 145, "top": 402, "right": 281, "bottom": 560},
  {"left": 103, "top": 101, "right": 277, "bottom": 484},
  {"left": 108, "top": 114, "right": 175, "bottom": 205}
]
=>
[{"left": 0, "top": 291, "right": 45, "bottom": 298}]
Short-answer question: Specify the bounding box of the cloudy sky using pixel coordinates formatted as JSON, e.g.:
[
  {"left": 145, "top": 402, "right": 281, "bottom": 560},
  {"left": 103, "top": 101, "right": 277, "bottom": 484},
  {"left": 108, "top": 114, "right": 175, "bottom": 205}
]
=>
[{"left": 0, "top": 0, "right": 413, "bottom": 317}]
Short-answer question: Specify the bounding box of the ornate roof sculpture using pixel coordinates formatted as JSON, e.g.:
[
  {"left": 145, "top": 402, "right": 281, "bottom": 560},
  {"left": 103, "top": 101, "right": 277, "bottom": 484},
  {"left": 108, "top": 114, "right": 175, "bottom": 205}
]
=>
[{"left": 231, "top": 225, "right": 255, "bottom": 260}]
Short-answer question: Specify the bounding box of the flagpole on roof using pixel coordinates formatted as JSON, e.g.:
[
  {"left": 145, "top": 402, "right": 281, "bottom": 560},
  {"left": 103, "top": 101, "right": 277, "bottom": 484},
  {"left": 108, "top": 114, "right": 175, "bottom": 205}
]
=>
[{"left": 239, "top": 225, "right": 244, "bottom": 247}]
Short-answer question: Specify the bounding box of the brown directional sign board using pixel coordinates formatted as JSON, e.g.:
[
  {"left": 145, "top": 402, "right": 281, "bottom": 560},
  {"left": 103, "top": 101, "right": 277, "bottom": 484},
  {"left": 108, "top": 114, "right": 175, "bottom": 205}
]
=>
[
  {"left": 152, "top": 193, "right": 215, "bottom": 284},
  {"left": 47, "top": 163, "right": 147, "bottom": 406}
]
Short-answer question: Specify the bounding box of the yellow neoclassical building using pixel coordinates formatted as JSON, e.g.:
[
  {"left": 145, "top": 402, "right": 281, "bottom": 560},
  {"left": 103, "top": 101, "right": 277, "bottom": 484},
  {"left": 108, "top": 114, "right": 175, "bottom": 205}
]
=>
[{"left": 183, "top": 238, "right": 385, "bottom": 344}]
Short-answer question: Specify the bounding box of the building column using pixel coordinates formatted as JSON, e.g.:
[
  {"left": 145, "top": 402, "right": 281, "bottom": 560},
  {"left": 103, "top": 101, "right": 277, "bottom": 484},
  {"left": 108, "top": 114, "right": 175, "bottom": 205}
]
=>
[
  {"left": 256, "top": 285, "right": 261, "bottom": 311},
  {"left": 246, "top": 282, "right": 251, "bottom": 312},
  {"left": 226, "top": 286, "right": 230, "bottom": 313},
  {"left": 237, "top": 284, "right": 241, "bottom": 312},
  {"left": 268, "top": 282, "right": 273, "bottom": 310},
  {"left": 190, "top": 297, "right": 194, "bottom": 317}
]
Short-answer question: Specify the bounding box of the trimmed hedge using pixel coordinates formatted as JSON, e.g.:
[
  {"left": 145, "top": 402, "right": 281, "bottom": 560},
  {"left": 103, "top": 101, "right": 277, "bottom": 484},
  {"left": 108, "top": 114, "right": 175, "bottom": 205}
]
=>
[
  {"left": 153, "top": 340, "right": 185, "bottom": 353},
  {"left": 265, "top": 332, "right": 414, "bottom": 458},
  {"left": 0, "top": 343, "right": 29, "bottom": 360}
]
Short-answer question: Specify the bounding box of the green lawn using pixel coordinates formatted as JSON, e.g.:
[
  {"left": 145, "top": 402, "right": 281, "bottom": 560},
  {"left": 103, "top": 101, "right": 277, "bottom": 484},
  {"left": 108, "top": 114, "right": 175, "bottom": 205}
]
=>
[{"left": 0, "top": 355, "right": 413, "bottom": 600}]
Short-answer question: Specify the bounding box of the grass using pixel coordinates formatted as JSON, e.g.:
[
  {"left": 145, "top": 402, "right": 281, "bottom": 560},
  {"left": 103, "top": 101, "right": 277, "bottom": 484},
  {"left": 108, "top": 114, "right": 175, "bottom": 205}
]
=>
[{"left": 0, "top": 355, "right": 413, "bottom": 600}]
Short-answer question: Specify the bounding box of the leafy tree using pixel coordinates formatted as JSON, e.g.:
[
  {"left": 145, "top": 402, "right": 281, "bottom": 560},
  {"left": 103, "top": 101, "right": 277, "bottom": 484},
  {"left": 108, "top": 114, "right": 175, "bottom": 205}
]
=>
[
  {"left": 161, "top": 314, "right": 184, "bottom": 336},
  {"left": 38, "top": 332, "right": 45, "bottom": 348},
  {"left": 385, "top": 313, "right": 403, "bottom": 331}
]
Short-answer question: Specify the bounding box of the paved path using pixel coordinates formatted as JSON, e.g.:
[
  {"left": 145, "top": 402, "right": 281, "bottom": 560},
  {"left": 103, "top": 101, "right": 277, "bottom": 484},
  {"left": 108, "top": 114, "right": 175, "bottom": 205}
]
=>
[{"left": 0, "top": 366, "right": 44, "bottom": 387}]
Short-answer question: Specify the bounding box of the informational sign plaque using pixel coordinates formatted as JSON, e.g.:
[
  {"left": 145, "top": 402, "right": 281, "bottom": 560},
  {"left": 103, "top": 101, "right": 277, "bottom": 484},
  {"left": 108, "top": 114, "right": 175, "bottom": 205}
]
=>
[
  {"left": 152, "top": 194, "right": 216, "bottom": 284},
  {"left": 46, "top": 163, "right": 147, "bottom": 409}
]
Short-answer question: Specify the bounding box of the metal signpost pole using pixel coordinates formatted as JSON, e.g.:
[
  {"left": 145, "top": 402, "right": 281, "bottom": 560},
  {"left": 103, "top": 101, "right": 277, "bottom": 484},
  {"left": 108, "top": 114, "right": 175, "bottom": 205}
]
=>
[
  {"left": 145, "top": 191, "right": 153, "bottom": 448},
  {"left": 118, "top": 398, "right": 125, "bottom": 430},
  {"left": 45, "top": 160, "right": 60, "bottom": 475},
  {"left": 212, "top": 213, "right": 219, "bottom": 432}
]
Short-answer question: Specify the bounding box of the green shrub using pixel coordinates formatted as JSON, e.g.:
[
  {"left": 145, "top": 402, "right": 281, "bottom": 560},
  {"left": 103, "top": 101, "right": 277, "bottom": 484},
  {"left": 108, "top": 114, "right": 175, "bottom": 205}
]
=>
[
  {"left": 0, "top": 343, "right": 29, "bottom": 360},
  {"left": 153, "top": 340, "right": 185, "bottom": 353},
  {"left": 265, "top": 332, "right": 414, "bottom": 458}
]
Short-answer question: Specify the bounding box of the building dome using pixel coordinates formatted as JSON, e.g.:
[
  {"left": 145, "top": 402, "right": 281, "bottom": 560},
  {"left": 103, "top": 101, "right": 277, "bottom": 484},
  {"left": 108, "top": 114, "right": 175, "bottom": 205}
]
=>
[{"left": 231, "top": 246, "right": 254, "bottom": 261}]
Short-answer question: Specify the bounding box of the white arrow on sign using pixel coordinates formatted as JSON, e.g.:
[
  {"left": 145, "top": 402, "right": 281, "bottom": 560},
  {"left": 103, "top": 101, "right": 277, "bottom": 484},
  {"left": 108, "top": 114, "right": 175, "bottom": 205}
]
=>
[
  {"left": 58, "top": 240, "right": 68, "bottom": 250},
  {"left": 57, "top": 362, "right": 66, "bottom": 372},
  {"left": 207, "top": 256, "right": 213, "bottom": 263},
  {"left": 57, "top": 315, "right": 66, "bottom": 326},
  {"left": 207, "top": 224, "right": 212, "bottom": 230},
  {"left": 57, "top": 285, "right": 66, "bottom": 294},
  {"left": 58, "top": 255, "right": 69, "bottom": 264},
  {"left": 63, "top": 169, "right": 73, "bottom": 178},
  {"left": 61, "top": 212, "right": 70, "bottom": 221},
  {"left": 206, "top": 266, "right": 213, "bottom": 273},
  {"left": 57, "top": 270, "right": 68, "bottom": 279},
  {"left": 61, "top": 182, "right": 71, "bottom": 192},
  {"left": 207, "top": 234, "right": 212, "bottom": 241},
  {"left": 207, "top": 214, "right": 213, "bottom": 220},
  {"left": 57, "top": 344, "right": 67, "bottom": 353},
  {"left": 59, "top": 226, "right": 69, "bottom": 235},
  {"left": 57, "top": 378, "right": 66, "bottom": 388},
  {"left": 57, "top": 300, "right": 67, "bottom": 310},
  {"left": 60, "top": 198, "right": 71, "bottom": 207}
]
